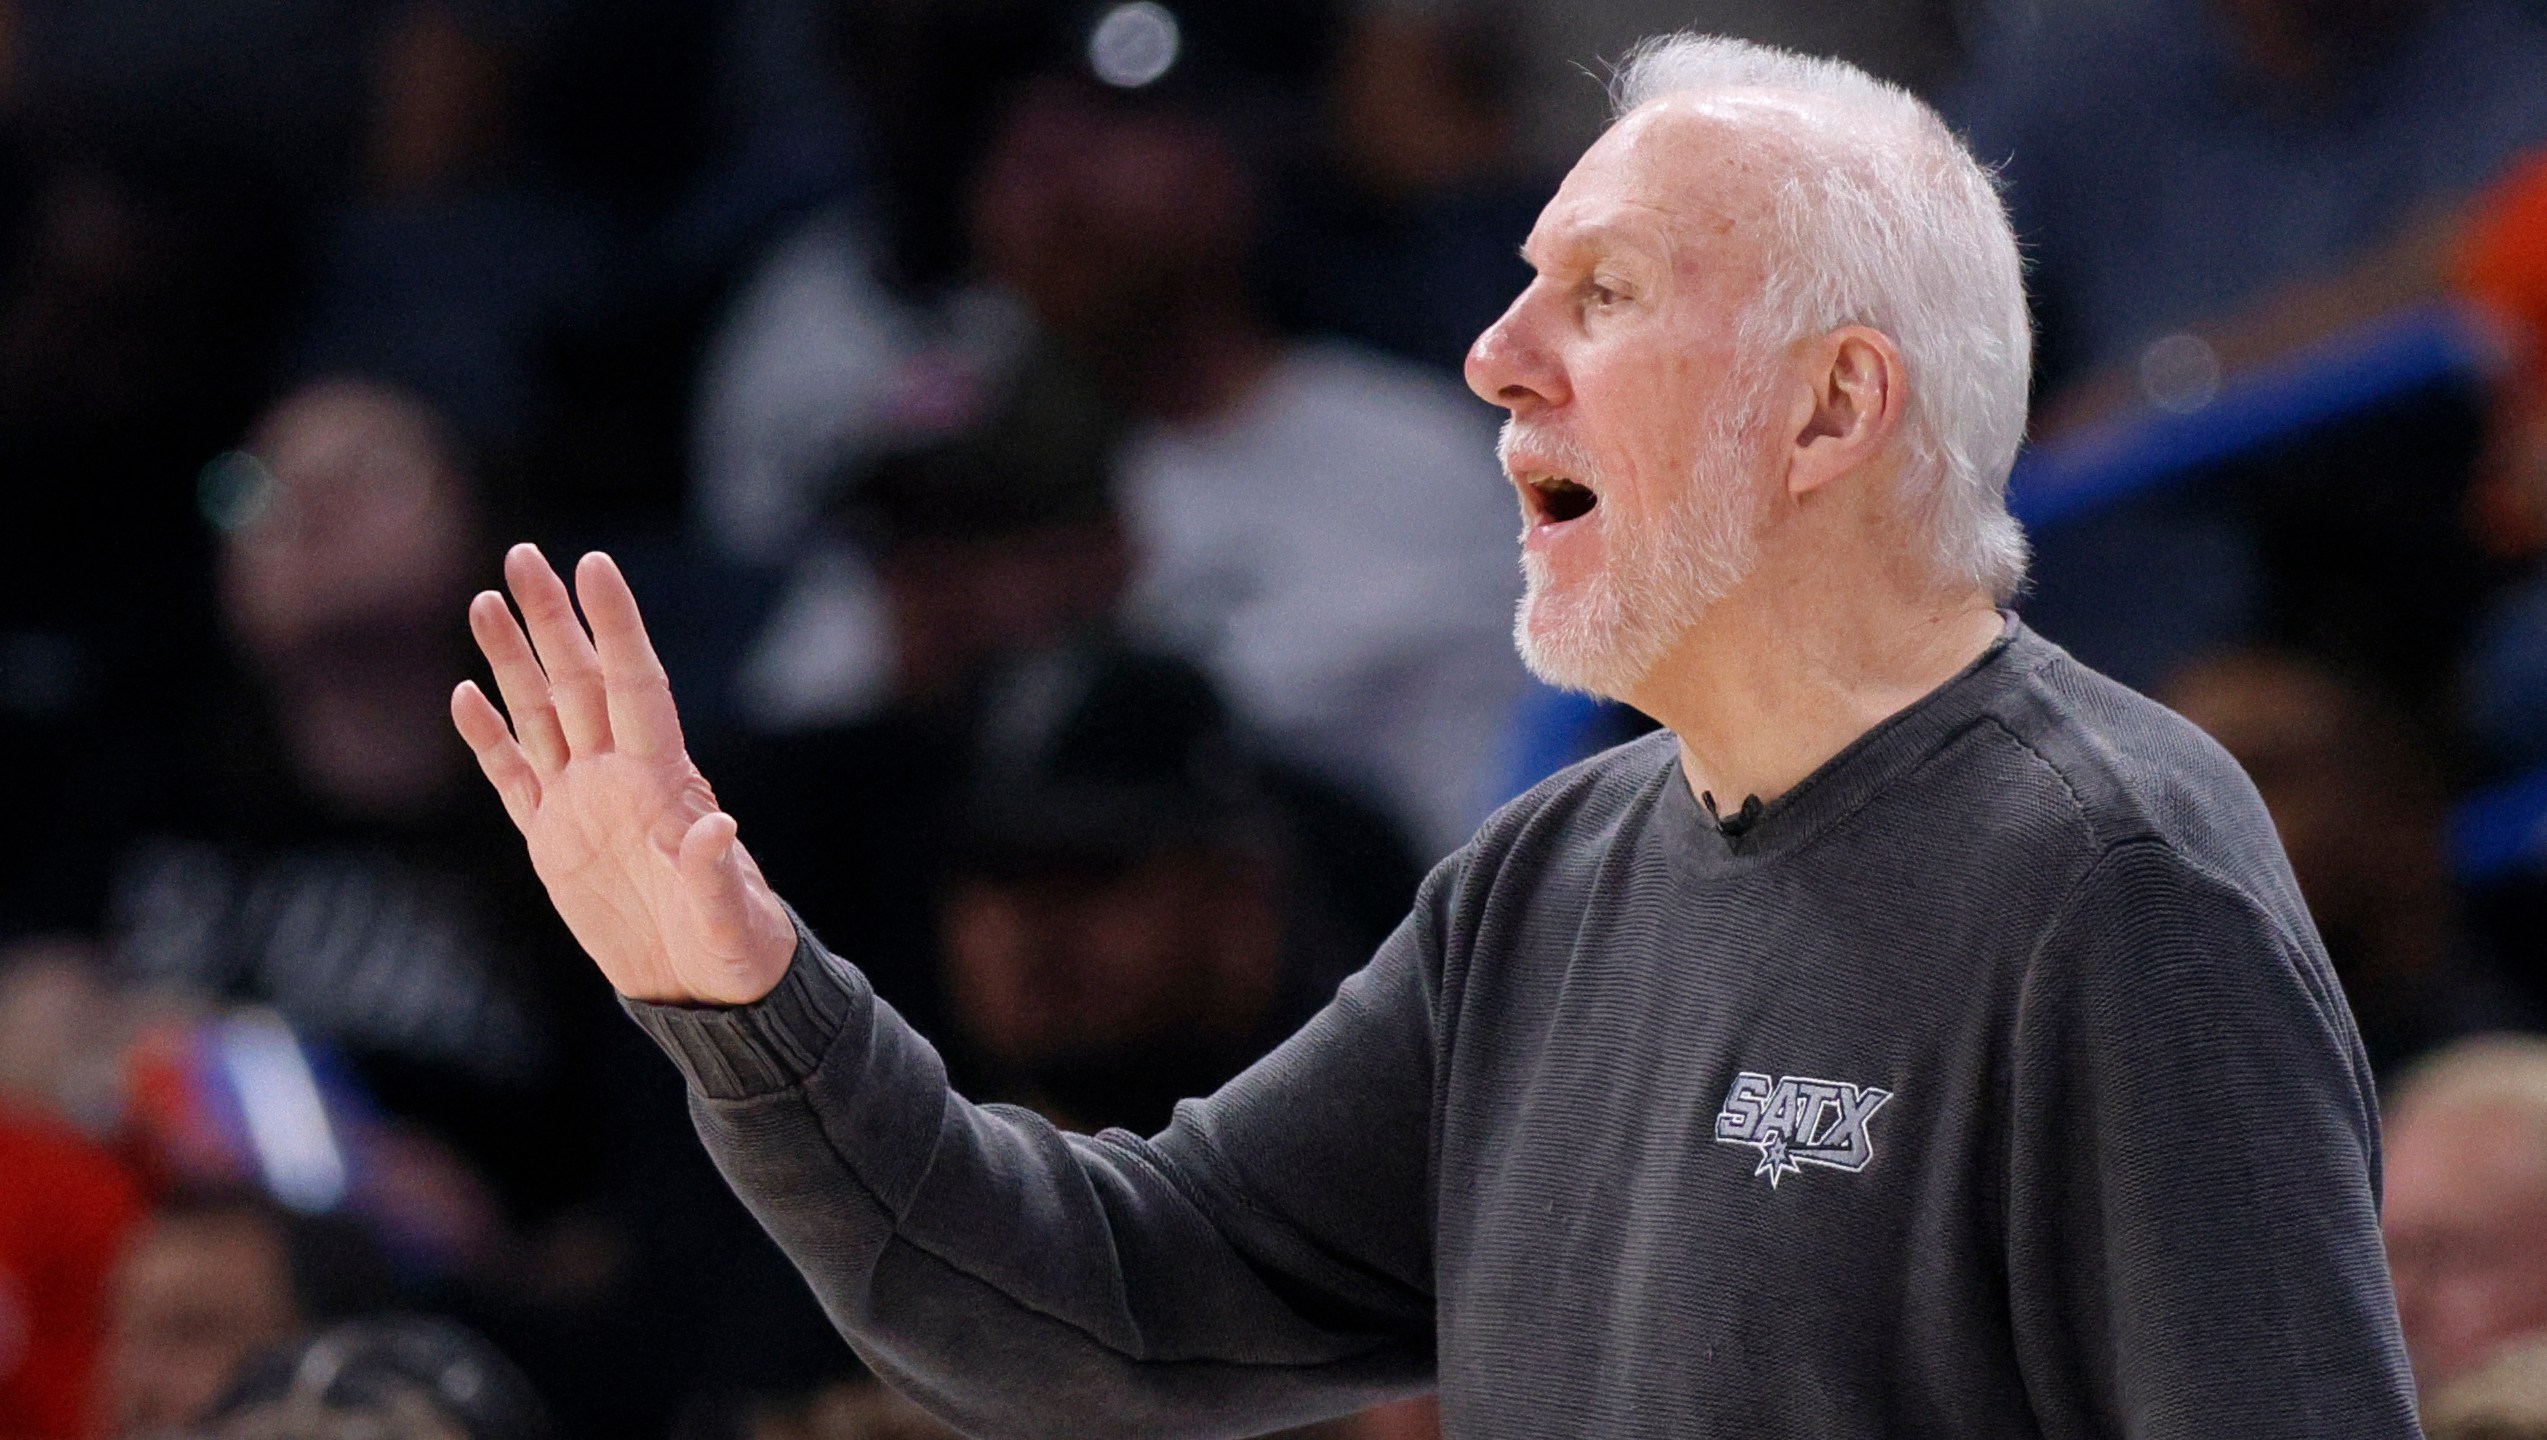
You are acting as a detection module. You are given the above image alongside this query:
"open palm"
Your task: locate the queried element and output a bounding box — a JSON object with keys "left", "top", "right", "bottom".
{"left": 451, "top": 545, "right": 796, "bottom": 1004}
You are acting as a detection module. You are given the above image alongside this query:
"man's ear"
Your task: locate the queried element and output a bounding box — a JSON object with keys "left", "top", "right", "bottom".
{"left": 1788, "top": 326, "right": 1904, "bottom": 497}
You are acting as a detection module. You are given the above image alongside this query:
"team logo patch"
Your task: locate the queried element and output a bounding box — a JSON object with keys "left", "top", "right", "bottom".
{"left": 1713, "top": 1072, "right": 1892, "bottom": 1189}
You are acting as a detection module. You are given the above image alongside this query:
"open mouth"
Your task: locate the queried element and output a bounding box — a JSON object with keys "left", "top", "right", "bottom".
{"left": 1526, "top": 475, "right": 1599, "bottom": 525}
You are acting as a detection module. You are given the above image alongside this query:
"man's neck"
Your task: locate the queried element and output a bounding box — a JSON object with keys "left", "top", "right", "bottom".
{"left": 1629, "top": 577, "right": 2006, "bottom": 816}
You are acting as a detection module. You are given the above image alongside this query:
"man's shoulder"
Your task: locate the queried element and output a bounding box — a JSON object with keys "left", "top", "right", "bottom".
{"left": 1982, "top": 633, "right": 2301, "bottom": 915}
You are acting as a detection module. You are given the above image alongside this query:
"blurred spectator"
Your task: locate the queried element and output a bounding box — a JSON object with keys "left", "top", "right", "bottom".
{"left": 699, "top": 342, "right": 1136, "bottom": 1047}
{"left": 717, "top": 628, "right": 1418, "bottom": 1130}
{"left": 940, "top": 642, "right": 1392, "bottom": 1134}
{"left": 103, "top": 378, "right": 578, "bottom": 1215}
{"left": 710, "top": 20, "right": 1526, "bottom": 857}
{"left": 731, "top": 341, "right": 1128, "bottom": 724}
{"left": 215, "top": 381, "right": 485, "bottom": 821}
{"left": 2383, "top": 1035, "right": 2547, "bottom": 1394}
{"left": 0, "top": 0, "right": 689, "bottom": 938}
{"left": 2160, "top": 649, "right": 2527, "bottom": 1078}
{"left": 687, "top": 0, "right": 1119, "bottom": 572}
{"left": 688, "top": 205, "right": 1025, "bottom": 570}
{"left": 1267, "top": 5, "right": 1546, "bottom": 373}
{"left": 852, "top": 353, "right": 1132, "bottom": 707}
{"left": 687, "top": 0, "right": 1125, "bottom": 575}
{"left": 101, "top": 1191, "right": 397, "bottom": 1440}
{"left": 0, "top": 52, "right": 291, "bottom": 943}
{"left": 375, "top": 0, "right": 862, "bottom": 532}
{"left": 87, "top": 374, "right": 849, "bottom": 1437}
{"left": 0, "top": 1101, "right": 143, "bottom": 1440}
{"left": 692, "top": 0, "right": 1351, "bottom": 569}
{"left": 2427, "top": 1336, "right": 2547, "bottom": 1440}
{"left": 0, "top": 938, "right": 141, "bottom": 1136}
{"left": 972, "top": 70, "right": 1526, "bottom": 855}
{"left": 204, "top": 1315, "right": 551, "bottom": 1440}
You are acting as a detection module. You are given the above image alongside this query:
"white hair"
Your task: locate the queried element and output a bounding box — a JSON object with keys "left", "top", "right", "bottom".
{"left": 1611, "top": 35, "right": 2033, "bottom": 602}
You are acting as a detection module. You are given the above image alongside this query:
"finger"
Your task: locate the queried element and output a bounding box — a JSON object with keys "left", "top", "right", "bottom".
{"left": 575, "top": 551, "right": 685, "bottom": 760}
{"left": 451, "top": 680, "right": 542, "bottom": 829}
{"left": 505, "top": 543, "right": 612, "bottom": 757}
{"left": 467, "top": 589, "right": 569, "bottom": 776}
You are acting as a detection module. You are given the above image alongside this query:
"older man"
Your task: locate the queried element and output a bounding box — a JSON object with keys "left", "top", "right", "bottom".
{"left": 451, "top": 36, "right": 2417, "bottom": 1438}
{"left": 2385, "top": 1036, "right": 2547, "bottom": 1394}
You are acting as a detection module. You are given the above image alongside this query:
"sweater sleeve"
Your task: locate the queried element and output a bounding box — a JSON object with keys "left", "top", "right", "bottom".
{"left": 2003, "top": 839, "right": 2421, "bottom": 1438}
{"left": 620, "top": 875, "right": 1449, "bottom": 1440}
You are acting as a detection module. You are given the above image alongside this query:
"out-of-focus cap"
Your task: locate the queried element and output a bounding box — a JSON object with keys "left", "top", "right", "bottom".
{"left": 838, "top": 344, "right": 1123, "bottom": 546}
{"left": 958, "top": 641, "right": 1266, "bottom": 871}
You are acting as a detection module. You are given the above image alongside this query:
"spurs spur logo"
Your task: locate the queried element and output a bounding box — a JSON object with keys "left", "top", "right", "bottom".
{"left": 1713, "top": 1071, "right": 1892, "bottom": 1189}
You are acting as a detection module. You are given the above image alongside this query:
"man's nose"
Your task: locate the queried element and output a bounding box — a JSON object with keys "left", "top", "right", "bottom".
{"left": 1465, "top": 288, "right": 1568, "bottom": 415}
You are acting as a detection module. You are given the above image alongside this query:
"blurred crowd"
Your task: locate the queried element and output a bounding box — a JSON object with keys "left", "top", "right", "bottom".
{"left": 4, "top": 0, "right": 2547, "bottom": 1434}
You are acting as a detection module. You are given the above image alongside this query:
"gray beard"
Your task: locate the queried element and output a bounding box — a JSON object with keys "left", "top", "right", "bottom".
{"left": 1508, "top": 417, "right": 1768, "bottom": 700}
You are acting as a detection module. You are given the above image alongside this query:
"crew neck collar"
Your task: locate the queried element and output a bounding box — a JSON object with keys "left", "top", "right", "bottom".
{"left": 1658, "top": 613, "right": 2041, "bottom": 878}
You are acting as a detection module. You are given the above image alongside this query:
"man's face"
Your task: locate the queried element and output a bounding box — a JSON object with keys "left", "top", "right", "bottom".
{"left": 2383, "top": 1097, "right": 2547, "bottom": 1390}
{"left": 1466, "top": 102, "right": 1786, "bottom": 699}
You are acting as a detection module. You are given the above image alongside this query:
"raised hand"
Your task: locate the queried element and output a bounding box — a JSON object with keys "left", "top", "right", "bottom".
{"left": 451, "top": 545, "right": 796, "bottom": 1004}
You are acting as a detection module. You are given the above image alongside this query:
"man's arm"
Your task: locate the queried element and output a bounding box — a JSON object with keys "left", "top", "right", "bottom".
{"left": 626, "top": 906, "right": 1439, "bottom": 1438}
{"left": 453, "top": 546, "right": 1438, "bottom": 1438}
{"left": 2004, "top": 839, "right": 2421, "bottom": 1437}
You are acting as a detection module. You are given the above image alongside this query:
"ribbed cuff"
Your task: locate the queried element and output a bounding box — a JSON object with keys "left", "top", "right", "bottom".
{"left": 620, "top": 916, "right": 866, "bottom": 1101}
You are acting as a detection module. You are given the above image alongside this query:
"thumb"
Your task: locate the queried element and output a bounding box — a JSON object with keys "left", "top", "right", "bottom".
{"left": 674, "top": 810, "right": 744, "bottom": 929}
{"left": 675, "top": 811, "right": 794, "bottom": 1001}
{"left": 677, "top": 811, "right": 748, "bottom": 924}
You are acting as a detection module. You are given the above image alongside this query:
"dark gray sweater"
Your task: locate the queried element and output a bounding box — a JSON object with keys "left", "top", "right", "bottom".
{"left": 628, "top": 623, "right": 2422, "bottom": 1438}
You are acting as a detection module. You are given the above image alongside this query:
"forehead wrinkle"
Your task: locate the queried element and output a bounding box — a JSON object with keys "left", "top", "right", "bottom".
{"left": 1522, "top": 204, "right": 1679, "bottom": 275}
{"left": 1533, "top": 146, "right": 1752, "bottom": 276}
{"left": 1599, "top": 118, "right": 1789, "bottom": 276}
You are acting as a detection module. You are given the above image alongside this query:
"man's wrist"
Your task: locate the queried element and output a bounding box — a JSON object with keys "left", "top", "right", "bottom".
{"left": 621, "top": 917, "right": 865, "bottom": 1100}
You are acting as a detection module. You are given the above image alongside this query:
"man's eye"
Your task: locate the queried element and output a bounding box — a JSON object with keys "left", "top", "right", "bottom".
{"left": 1585, "top": 281, "right": 1626, "bottom": 308}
